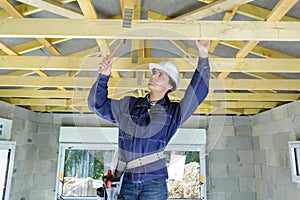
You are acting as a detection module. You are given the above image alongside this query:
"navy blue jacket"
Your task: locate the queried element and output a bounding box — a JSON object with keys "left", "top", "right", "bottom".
{"left": 88, "top": 58, "right": 210, "bottom": 182}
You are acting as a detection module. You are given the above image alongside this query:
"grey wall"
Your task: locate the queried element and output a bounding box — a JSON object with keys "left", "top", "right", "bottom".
{"left": 0, "top": 100, "right": 300, "bottom": 200}
{"left": 251, "top": 101, "right": 300, "bottom": 200}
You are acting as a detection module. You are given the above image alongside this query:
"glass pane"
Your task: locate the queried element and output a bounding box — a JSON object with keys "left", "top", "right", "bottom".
{"left": 0, "top": 149, "right": 10, "bottom": 199}
{"left": 166, "top": 151, "right": 200, "bottom": 199}
{"left": 62, "top": 149, "right": 114, "bottom": 197}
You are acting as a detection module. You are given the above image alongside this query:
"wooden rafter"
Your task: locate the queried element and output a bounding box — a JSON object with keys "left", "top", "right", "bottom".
{"left": 16, "top": 0, "right": 84, "bottom": 18}
{"left": 218, "top": 0, "right": 299, "bottom": 79}
{"left": 174, "top": 0, "right": 253, "bottom": 20}
{"left": 0, "top": 76, "right": 299, "bottom": 91}
{"left": 1, "top": 56, "right": 299, "bottom": 73}
{"left": 0, "top": 19, "right": 299, "bottom": 41}
{"left": 0, "top": 0, "right": 298, "bottom": 115}
{"left": 0, "top": 90, "right": 297, "bottom": 102}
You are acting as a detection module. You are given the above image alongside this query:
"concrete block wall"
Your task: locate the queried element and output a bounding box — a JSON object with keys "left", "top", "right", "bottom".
{"left": 1, "top": 99, "right": 300, "bottom": 200}
{"left": 206, "top": 116, "right": 255, "bottom": 200}
{"left": 0, "top": 101, "right": 59, "bottom": 200}
{"left": 251, "top": 100, "right": 300, "bottom": 200}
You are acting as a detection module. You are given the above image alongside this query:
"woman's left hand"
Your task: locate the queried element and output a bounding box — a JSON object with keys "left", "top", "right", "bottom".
{"left": 195, "top": 40, "right": 210, "bottom": 58}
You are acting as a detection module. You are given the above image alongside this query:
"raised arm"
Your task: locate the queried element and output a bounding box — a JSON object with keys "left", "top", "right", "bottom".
{"left": 88, "top": 56, "right": 120, "bottom": 123}
{"left": 178, "top": 40, "right": 210, "bottom": 125}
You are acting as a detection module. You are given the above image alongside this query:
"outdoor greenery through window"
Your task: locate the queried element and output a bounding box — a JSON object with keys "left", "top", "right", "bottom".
{"left": 62, "top": 149, "right": 114, "bottom": 197}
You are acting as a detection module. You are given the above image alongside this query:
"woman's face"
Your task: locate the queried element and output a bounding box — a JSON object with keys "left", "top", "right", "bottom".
{"left": 148, "top": 68, "right": 172, "bottom": 94}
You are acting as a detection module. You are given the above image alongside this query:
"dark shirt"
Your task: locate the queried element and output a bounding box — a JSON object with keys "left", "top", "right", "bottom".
{"left": 88, "top": 58, "right": 210, "bottom": 182}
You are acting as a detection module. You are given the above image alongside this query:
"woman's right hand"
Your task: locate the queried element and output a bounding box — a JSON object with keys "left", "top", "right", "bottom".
{"left": 99, "top": 55, "right": 113, "bottom": 75}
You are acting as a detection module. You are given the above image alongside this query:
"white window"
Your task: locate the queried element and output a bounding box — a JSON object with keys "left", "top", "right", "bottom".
{"left": 56, "top": 127, "right": 206, "bottom": 200}
{"left": 0, "top": 141, "right": 16, "bottom": 200}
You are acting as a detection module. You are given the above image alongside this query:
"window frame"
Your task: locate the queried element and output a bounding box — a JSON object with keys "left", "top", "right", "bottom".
{"left": 0, "top": 141, "right": 16, "bottom": 200}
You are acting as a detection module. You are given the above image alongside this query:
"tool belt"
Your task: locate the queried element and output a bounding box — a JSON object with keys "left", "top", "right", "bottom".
{"left": 97, "top": 151, "right": 165, "bottom": 200}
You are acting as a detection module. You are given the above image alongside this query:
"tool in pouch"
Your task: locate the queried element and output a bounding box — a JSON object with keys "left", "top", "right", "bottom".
{"left": 96, "top": 151, "right": 165, "bottom": 200}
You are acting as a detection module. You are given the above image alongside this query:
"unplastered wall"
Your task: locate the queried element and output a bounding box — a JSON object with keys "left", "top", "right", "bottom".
{"left": 1, "top": 99, "right": 300, "bottom": 200}
{"left": 206, "top": 116, "right": 255, "bottom": 200}
{"left": 0, "top": 101, "right": 59, "bottom": 200}
{"left": 251, "top": 100, "right": 300, "bottom": 200}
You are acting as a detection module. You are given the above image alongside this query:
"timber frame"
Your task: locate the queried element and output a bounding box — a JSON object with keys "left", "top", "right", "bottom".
{"left": 0, "top": 0, "right": 299, "bottom": 115}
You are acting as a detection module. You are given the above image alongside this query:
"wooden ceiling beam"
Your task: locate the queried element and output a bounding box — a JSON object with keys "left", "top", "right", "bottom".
{"left": 174, "top": 0, "right": 254, "bottom": 20}
{"left": 16, "top": 0, "right": 84, "bottom": 18}
{"left": 1, "top": 19, "right": 299, "bottom": 41}
{"left": 28, "top": 105, "right": 262, "bottom": 115}
{"left": 0, "top": 89, "right": 298, "bottom": 102}
{"left": 6, "top": 97, "right": 279, "bottom": 110}
{"left": 0, "top": 76, "right": 299, "bottom": 90}
{"left": 0, "top": 56, "right": 299, "bottom": 73}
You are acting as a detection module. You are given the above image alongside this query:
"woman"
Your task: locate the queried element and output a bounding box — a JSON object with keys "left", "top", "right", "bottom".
{"left": 88, "top": 40, "right": 210, "bottom": 200}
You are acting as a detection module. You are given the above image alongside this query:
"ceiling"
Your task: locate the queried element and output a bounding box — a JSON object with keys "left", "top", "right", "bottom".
{"left": 0, "top": 0, "right": 299, "bottom": 115}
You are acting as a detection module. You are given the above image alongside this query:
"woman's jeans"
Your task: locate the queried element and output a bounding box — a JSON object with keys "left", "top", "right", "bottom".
{"left": 120, "top": 178, "right": 168, "bottom": 200}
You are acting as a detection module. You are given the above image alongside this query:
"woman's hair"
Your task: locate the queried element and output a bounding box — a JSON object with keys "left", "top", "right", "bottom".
{"left": 168, "top": 76, "right": 176, "bottom": 92}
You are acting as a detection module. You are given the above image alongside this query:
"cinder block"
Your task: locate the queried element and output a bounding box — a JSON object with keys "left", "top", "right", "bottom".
{"left": 254, "top": 150, "right": 266, "bottom": 165}
{"left": 275, "top": 166, "right": 294, "bottom": 186}
{"left": 252, "top": 124, "right": 264, "bottom": 136}
{"left": 286, "top": 187, "right": 300, "bottom": 200}
{"left": 225, "top": 136, "right": 252, "bottom": 150}
{"left": 12, "top": 118, "right": 24, "bottom": 131}
{"left": 15, "top": 145, "right": 35, "bottom": 161}
{"left": 209, "top": 163, "right": 229, "bottom": 177}
{"left": 211, "top": 177, "right": 239, "bottom": 192}
{"left": 262, "top": 166, "right": 276, "bottom": 182}
{"left": 208, "top": 116, "right": 233, "bottom": 126}
{"left": 278, "top": 118, "right": 293, "bottom": 133}
{"left": 18, "top": 160, "right": 34, "bottom": 175}
{"left": 259, "top": 135, "right": 274, "bottom": 150}
{"left": 29, "top": 189, "right": 55, "bottom": 200}
{"left": 229, "top": 192, "right": 255, "bottom": 200}
{"left": 263, "top": 121, "right": 280, "bottom": 135}
{"left": 274, "top": 185, "right": 286, "bottom": 200}
{"left": 207, "top": 126, "right": 235, "bottom": 137}
{"left": 0, "top": 100, "right": 15, "bottom": 118}
{"left": 209, "top": 149, "right": 239, "bottom": 164}
{"left": 256, "top": 110, "right": 273, "bottom": 124}
{"left": 14, "top": 106, "right": 37, "bottom": 121}
{"left": 271, "top": 104, "right": 289, "bottom": 121}
{"left": 254, "top": 164, "right": 262, "bottom": 179}
{"left": 229, "top": 164, "right": 254, "bottom": 177}
{"left": 238, "top": 150, "right": 254, "bottom": 164}
{"left": 254, "top": 180, "right": 268, "bottom": 195}
{"left": 239, "top": 177, "right": 255, "bottom": 192}
{"left": 38, "top": 147, "right": 58, "bottom": 160}
{"left": 235, "top": 126, "right": 252, "bottom": 136}
{"left": 38, "top": 123, "right": 59, "bottom": 134}
{"left": 272, "top": 133, "right": 290, "bottom": 150}
{"left": 287, "top": 100, "right": 300, "bottom": 116}
{"left": 38, "top": 113, "right": 54, "bottom": 123}
{"left": 207, "top": 192, "right": 228, "bottom": 200}
{"left": 265, "top": 150, "right": 280, "bottom": 167}
{"left": 33, "top": 161, "right": 52, "bottom": 174}
{"left": 252, "top": 136, "right": 260, "bottom": 150}
{"left": 24, "top": 120, "right": 38, "bottom": 134}
{"left": 234, "top": 116, "right": 251, "bottom": 126}
{"left": 206, "top": 134, "right": 226, "bottom": 150}
{"left": 32, "top": 174, "right": 55, "bottom": 189}
{"left": 181, "top": 115, "right": 208, "bottom": 128}
{"left": 35, "top": 134, "right": 51, "bottom": 147}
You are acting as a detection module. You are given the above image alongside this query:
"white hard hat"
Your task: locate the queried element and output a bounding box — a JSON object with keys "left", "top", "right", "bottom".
{"left": 149, "top": 61, "right": 180, "bottom": 91}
